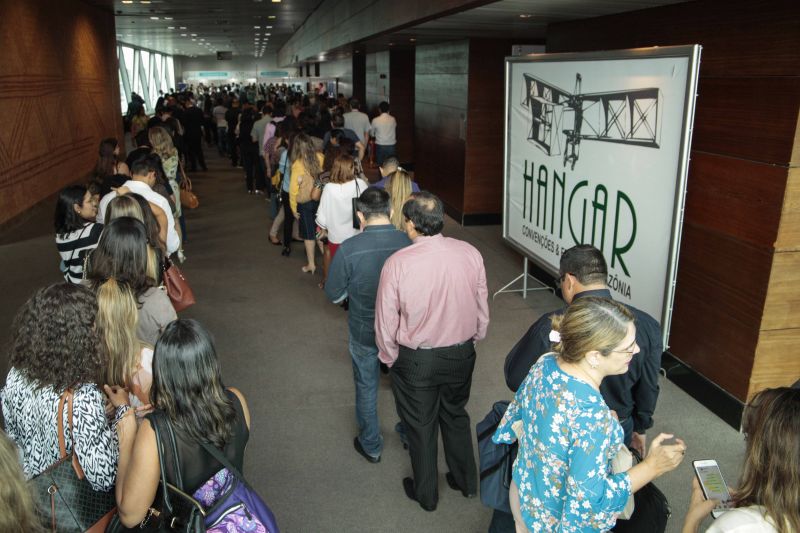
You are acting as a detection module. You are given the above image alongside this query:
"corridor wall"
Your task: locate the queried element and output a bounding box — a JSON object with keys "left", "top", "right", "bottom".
{"left": 548, "top": 0, "right": 800, "bottom": 413}
{"left": 0, "top": 0, "right": 121, "bottom": 227}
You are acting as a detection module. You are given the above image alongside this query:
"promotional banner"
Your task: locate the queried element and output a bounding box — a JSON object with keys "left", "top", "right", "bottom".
{"left": 503, "top": 46, "right": 701, "bottom": 344}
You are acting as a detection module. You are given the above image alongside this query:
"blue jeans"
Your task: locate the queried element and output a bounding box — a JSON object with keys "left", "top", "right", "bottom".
{"left": 350, "top": 337, "right": 383, "bottom": 458}
{"left": 217, "top": 127, "right": 228, "bottom": 155}
{"left": 375, "top": 144, "right": 396, "bottom": 166}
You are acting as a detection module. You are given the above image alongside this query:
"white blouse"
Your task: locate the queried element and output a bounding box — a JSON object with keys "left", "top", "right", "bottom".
{"left": 316, "top": 178, "right": 369, "bottom": 244}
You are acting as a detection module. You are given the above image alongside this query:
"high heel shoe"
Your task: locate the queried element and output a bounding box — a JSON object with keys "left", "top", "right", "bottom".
{"left": 301, "top": 265, "right": 316, "bottom": 274}
{"left": 281, "top": 246, "right": 290, "bottom": 257}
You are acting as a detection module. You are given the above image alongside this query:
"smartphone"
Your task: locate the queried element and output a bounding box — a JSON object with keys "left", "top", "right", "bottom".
{"left": 693, "top": 460, "right": 733, "bottom": 518}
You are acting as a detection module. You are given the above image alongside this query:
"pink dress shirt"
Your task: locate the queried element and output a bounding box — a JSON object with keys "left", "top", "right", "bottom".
{"left": 374, "top": 234, "right": 489, "bottom": 366}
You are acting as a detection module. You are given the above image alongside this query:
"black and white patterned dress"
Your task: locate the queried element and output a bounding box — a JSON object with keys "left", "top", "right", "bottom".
{"left": 1, "top": 367, "right": 118, "bottom": 491}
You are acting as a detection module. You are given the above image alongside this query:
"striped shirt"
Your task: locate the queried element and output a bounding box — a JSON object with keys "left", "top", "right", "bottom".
{"left": 55, "top": 223, "right": 103, "bottom": 284}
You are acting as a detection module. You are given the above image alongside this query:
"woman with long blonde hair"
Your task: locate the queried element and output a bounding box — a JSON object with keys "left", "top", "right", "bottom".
{"left": 289, "top": 133, "right": 324, "bottom": 274}
{"left": 0, "top": 431, "right": 42, "bottom": 532}
{"left": 148, "top": 126, "right": 181, "bottom": 218}
{"left": 96, "top": 278, "right": 153, "bottom": 412}
{"left": 386, "top": 170, "right": 414, "bottom": 230}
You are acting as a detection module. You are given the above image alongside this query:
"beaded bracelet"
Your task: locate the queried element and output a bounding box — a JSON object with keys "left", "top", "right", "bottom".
{"left": 112, "top": 404, "right": 133, "bottom": 431}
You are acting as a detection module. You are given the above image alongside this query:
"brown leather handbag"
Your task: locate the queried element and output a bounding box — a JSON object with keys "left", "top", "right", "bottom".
{"left": 163, "top": 258, "right": 196, "bottom": 312}
{"left": 28, "top": 391, "right": 116, "bottom": 532}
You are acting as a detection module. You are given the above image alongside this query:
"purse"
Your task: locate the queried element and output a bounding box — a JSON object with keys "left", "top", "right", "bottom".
{"left": 476, "top": 401, "right": 517, "bottom": 513}
{"left": 296, "top": 173, "right": 314, "bottom": 204}
{"left": 611, "top": 449, "right": 671, "bottom": 532}
{"left": 611, "top": 444, "right": 635, "bottom": 519}
{"left": 163, "top": 258, "right": 195, "bottom": 312}
{"left": 111, "top": 410, "right": 279, "bottom": 533}
{"left": 179, "top": 165, "right": 199, "bottom": 209}
{"left": 29, "top": 391, "right": 116, "bottom": 532}
{"left": 351, "top": 179, "right": 362, "bottom": 230}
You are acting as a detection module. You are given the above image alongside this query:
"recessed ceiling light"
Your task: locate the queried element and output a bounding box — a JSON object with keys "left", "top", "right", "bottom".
{"left": 519, "top": 14, "right": 533, "bottom": 18}
{"left": 180, "top": 26, "right": 187, "bottom": 29}
{"left": 164, "top": 17, "right": 173, "bottom": 20}
{"left": 181, "top": 34, "right": 187, "bottom": 37}
{"left": 409, "top": 38, "right": 416, "bottom": 42}
{"left": 140, "top": 0, "right": 150, "bottom": 3}
{"left": 254, "top": 26, "right": 260, "bottom": 29}
{"left": 121, "top": 0, "right": 133, "bottom": 3}
{"left": 191, "top": 33, "right": 197, "bottom": 36}
{"left": 272, "top": 0, "right": 281, "bottom": 2}
{"left": 268, "top": 16, "right": 276, "bottom": 19}
{"left": 266, "top": 26, "right": 272, "bottom": 29}
{"left": 150, "top": 16, "right": 159, "bottom": 20}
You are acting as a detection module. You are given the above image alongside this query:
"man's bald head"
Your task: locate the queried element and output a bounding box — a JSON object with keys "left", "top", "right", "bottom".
{"left": 402, "top": 192, "right": 444, "bottom": 236}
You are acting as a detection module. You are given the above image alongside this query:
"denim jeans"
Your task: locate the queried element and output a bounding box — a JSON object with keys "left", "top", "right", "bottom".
{"left": 349, "top": 337, "right": 383, "bottom": 458}
{"left": 217, "top": 126, "right": 228, "bottom": 155}
{"left": 375, "top": 144, "right": 396, "bottom": 166}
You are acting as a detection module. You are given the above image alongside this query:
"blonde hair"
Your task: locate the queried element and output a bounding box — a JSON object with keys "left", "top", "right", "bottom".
{"left": 387, "top": 170, "right": 413, "bottom": 230}
{"left": 148, "top": 126, "right": 177, "bottom": 159}
{"left": 290, "top": 133, "right": 322, "bottom": 180}
{"left": 106, "top": 195, "right": 144, "bottom": 224}
{"left": 0, "top": 432, "right": 43, "bottom": 532}
{"left": 329, "top": 154, "right": 355, "bottom": 184}
{"left": 550, "top": 296, "right": 633, "bottom": 364}
{"left": 96, "top": 278, "right": 140, "bottom": 388}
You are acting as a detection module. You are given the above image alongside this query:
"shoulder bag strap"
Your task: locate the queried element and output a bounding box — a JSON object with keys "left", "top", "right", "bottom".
{"left": 146, "top": 411, "right": 175, "bottom": 516}
{"left": 57, "top": 390, "right": 87, "bottom": 479}
{"left": 198, "top": 439, "right": 247, "bottom": 484}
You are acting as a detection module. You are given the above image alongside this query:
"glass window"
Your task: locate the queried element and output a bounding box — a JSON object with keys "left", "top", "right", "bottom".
{"left": 122, "top": 46, "right": 135, "bottom": 88}
{"left": 166, "top": 56, "right": 175, "bottom": 92}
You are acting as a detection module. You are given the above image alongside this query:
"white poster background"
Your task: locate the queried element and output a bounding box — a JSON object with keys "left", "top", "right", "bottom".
{"left": 503, "top": 47, "right": 701, "bottom": 342}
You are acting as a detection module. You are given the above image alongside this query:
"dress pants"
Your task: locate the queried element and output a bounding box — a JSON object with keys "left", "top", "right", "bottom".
{"left": 390, "top": 342, "right": 478, "bottom": 509}
{"left": 186, "top": 134, "right": 207, "bottom": 171}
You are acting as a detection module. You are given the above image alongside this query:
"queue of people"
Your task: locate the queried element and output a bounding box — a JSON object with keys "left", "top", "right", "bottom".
{"left": 2, "top": 84, "right": 799, "bottom": 533}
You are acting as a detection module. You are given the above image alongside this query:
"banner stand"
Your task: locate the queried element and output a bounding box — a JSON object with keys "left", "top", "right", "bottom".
{"left": 493, "top": 258, "right": 555, "bottom": 300}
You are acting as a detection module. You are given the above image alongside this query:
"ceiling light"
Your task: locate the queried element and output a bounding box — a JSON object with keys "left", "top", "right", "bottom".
{"left": 409, "top": 38, "right": 416, "bottom": 42}
{"left": 181, "top": 33, "right": 187, "bottom": 37}
{"left": 266, "top": 26, "right": 272, "bottom": 29}
{"left": 167, "top": 26, "right": 175, "bottom": 29}
{"left": 519, "top": 14, "right": 533, "bottom": 18}
{"left": 191, "top": 33, "right": 197, "bottom": 36}
{"left": 150, "top": 16, "right": 159, "bottom": 20}
{"left": 180, "top": 26, "right": 187, "bottom": 29}
{"left": 121, "top": 0, "right": 133, "bottom": 3}
{"left": 164, "top": 17, "right": 173, "bottom": 20}
{"left": 254, "top": 26, "right": 260, "bottom": 29}
{"left": 140, "top": 0, "right": 150, "bottom": 3}
{"left": 268, "top": 16, "right": 276, "bottom": 19}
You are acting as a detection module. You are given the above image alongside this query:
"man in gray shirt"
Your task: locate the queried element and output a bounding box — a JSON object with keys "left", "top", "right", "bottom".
{"left": 343, "top": 98, "right": 371, "bottom": 145}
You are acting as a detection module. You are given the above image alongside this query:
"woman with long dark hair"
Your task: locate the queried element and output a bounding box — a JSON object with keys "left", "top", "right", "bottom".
{"left": 1, "top": 284, "right": 120, "bottom": 492}
{"left": 85, "top": 217, "right": 176, "bottom": 346}
{"left": 54, "top": 184, "right": 103, "bottom": 283}
{"left": 683, "top": 387, "right": 800, "bottom": 533}
{"left": 112, "top": 319, "right": 252, "bottom": 528}
{"left": 94, "top": 138, "right": 130, "bottom": 181}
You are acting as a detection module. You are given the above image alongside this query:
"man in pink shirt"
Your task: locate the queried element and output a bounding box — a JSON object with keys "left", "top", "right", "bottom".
{"left": 375, "top": 192, "right": 489, "bottom": 511}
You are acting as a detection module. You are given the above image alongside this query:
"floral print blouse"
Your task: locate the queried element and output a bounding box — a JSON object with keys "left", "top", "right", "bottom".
{"left": 493, "top": 354, "right": 631, "bottom": 532}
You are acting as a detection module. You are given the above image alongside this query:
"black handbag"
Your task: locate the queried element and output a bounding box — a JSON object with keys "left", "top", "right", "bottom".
{"left": 351, "top": 179, "right": 361, "bottom": 229}
{"left": 611, "top": 449, "right": 671, "bottom": 533}
{"left": 29, "top": 391, "right": 116, "bottom": 532}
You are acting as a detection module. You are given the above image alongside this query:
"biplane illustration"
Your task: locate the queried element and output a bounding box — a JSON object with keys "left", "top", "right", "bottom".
{"left": 521, "top": 73, "right": 662, "bottom": 169}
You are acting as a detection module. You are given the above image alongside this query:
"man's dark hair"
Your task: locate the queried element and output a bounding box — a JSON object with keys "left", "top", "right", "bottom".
{"left": 559, "top": 245, "right": 608, "bottom": 285}
{"left": 357, "top": 187, "right": 391, "bottom": 220}
{"left": 378, "top": 101, "right": 390, "bottom": 114}
{"left": 331, "top": 113, "right": 345, "bottom": 128}
{"left": 349, "top": 98, "right": 360, "bottom": 110}
{"left": 130, "top": 157, "right": 156, "bottom": 177}
{"left": 402, "top": 191, "right": 443, "bottom": 236}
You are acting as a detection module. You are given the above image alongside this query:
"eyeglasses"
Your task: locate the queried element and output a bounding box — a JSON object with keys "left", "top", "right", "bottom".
{"left": 611, "top": 341, "right": 638, "bottom": 356}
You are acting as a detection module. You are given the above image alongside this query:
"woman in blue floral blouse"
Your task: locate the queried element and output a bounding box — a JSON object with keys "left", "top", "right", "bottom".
{"left": 494, "top": 297, "right": 687, "bottom": 532}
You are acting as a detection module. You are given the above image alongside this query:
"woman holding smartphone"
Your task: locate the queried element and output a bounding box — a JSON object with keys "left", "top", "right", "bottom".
{"left": 683, "top": 386, "right": 800, "bottom": 533}
{"left": 493, "top": 297, "right": 687, "bottom": 532}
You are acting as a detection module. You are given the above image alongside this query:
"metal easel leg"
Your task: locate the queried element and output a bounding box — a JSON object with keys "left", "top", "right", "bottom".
{"left": 493, "top": 258, "right": 555, "bottom": 300}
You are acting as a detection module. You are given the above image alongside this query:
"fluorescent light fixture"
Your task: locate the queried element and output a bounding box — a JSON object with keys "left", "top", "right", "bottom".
{"left": 254, "top": 26, "right": 260, "bottom": 29}
{"left": 167, "top": 26, "right": 175, "bottom": 29}
{"left": 121, "top": 0, "right": 133, "bottom": 3}
{"left": 150, "top": 16, "right": 159, "bottom": 20}
{"left": 268, "top": 15, "right": 276, "bottom": 19}
{"left": 180, "top": 26, "right": 187, "bottom": 29}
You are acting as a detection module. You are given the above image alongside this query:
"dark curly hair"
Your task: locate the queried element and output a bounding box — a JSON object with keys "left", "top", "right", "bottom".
{"left": 8, "top": 284, "right": 103, "bottom": 392}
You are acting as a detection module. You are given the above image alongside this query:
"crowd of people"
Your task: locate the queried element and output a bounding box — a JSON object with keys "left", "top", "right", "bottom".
{"left": 1, "top": 83, "right": 798, "bottom": 533}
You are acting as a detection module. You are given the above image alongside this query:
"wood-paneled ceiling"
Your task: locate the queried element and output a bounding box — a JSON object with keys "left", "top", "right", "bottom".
{"left": 106, "top": 0, "right": 686, "bottom": 62}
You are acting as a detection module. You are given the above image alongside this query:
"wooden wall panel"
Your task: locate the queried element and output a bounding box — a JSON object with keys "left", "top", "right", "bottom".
{"left": 414, "top": 41, "right": 469, "bottom": 217}
{"left": 547, "top": 0, "right": 800, "bottom": 78}
{"left": 389, "top": 49, "right": 415, "bottom": 164}
{"left": 548, "top": 0, "right": 800, "bottom": 402}
{"left": 692, "top": 77, "right": 800, "bottom": 165}
{"left": 463, "top": 39, "right": 512, "bottom": 215}
{"left": 749, "top": 327, "right": 800, "bottom": 397}
{"left": 684, "top": 153, "right": 787, "bottom": 248}
{"left": 0, "top": 0, "right": 121, "bottom": 227}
